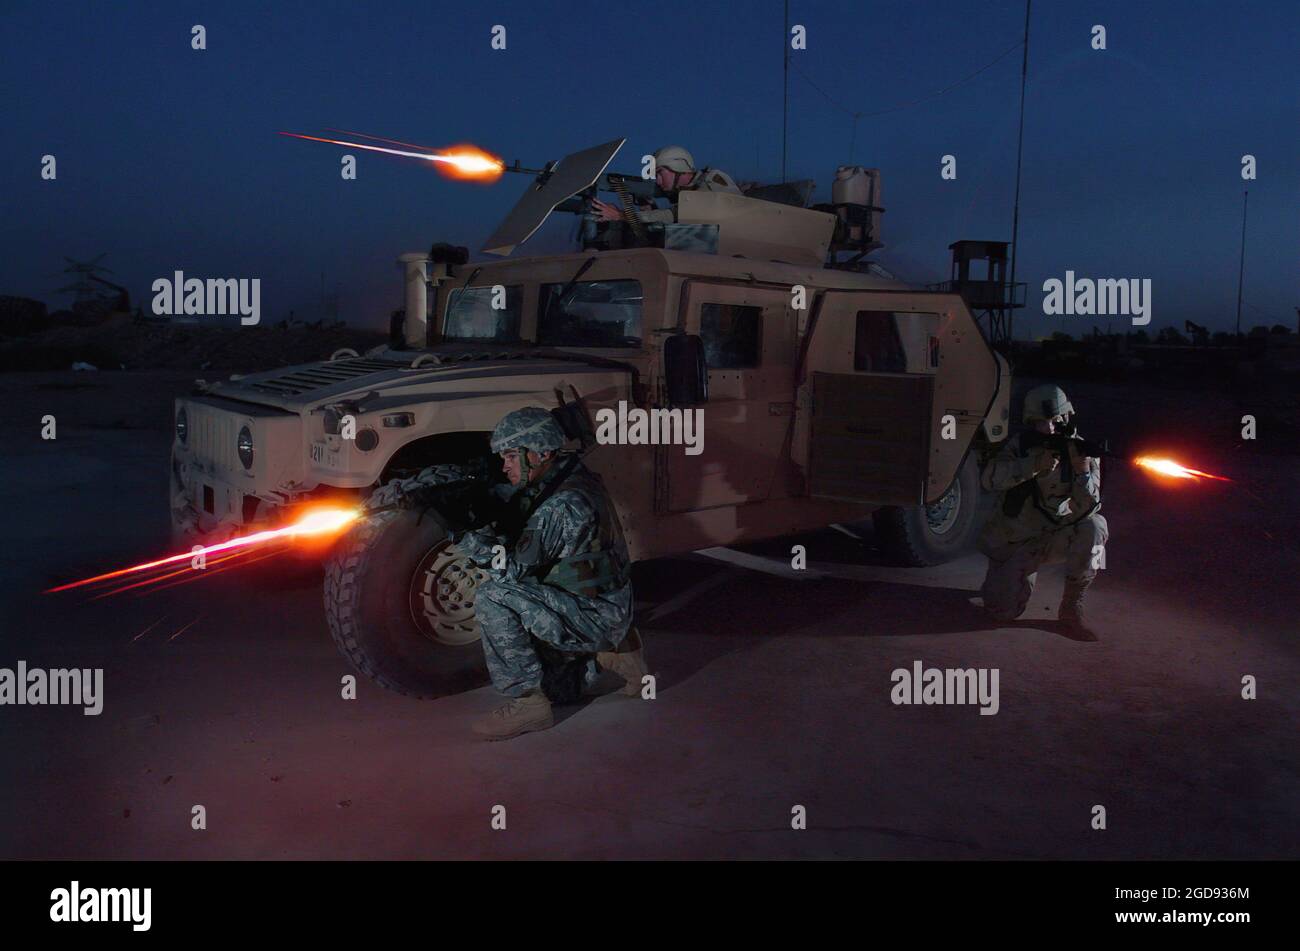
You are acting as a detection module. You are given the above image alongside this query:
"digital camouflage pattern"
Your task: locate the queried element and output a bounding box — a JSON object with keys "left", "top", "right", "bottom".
{"left": 364, "top": 463, "right": 470, "bottom": 510}
{"left": 455, "top": 456, "right": 633, "bottom": 701}
{"left": 489, "top": 406, "right": 568, "bottom": 454}
{"left": 978, "top": 432, "right": 1108, "bottom": 620}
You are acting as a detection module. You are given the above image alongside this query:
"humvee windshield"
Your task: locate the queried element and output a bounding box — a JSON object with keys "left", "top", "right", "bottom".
{"left": 443, "top": 285, "right": 523, "bottom": 341}
{"left": 538, "top": 279, "right": 643, "bottom": 348}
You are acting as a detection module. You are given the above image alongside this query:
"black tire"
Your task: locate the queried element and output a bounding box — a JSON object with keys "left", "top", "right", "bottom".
{"left": 872, "top": 453, "right": 984, "bottom": 566}
{"left": 323, "top": 509, "right": 489, "bottom": 699}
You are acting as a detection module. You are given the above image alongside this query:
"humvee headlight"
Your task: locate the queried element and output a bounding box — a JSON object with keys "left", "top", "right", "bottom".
{"left": 237, "top": 425, "right": 254, "bottom": 470}
{"left": 175, "top": 408, "right": 188, "bottom": 446}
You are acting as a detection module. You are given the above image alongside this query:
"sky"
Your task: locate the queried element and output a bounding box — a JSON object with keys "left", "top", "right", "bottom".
{"left": 2, "top": 0, "right": 1297, "bottom": 338}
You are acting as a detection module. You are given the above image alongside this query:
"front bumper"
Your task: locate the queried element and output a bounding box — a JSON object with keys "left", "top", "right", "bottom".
{"left": 170, "top": 394, "right": 308, "bottom": 542}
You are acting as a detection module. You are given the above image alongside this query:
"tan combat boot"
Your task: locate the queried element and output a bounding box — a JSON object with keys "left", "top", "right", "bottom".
{"left": 1059, "top": 583, "right": 1098, "bottom": 641}
{"left": 471, "top": 690, "right": 554, "bottom": 741}
{"left": 597, "top": 626, "right": 649, "bottom": 697}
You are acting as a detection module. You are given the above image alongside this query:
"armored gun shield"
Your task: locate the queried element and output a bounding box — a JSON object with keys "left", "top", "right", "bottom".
{"left": 482, "top": 139, "right": 625, "bottom": 256}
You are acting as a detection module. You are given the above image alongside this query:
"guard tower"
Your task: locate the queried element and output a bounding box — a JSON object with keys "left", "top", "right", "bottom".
{"left": 929, "top": 240, "right": 1025, "bottom": 350}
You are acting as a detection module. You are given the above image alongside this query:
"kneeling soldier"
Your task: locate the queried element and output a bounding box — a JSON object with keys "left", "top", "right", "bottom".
{"left": 455, "top": 407, "right": 645, "bottom": 740}
{"left": 978, "top": 385, "right": 1108, "bottom": 640}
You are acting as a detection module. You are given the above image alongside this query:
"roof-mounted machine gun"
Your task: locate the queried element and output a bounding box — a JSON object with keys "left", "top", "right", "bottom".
{"left": 488, "top": 141, "right": 663, "bottom": 254}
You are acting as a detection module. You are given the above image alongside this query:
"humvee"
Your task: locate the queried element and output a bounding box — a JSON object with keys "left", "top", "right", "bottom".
{"left": 170, "top": 139, "right": 1010, "bottom": 697}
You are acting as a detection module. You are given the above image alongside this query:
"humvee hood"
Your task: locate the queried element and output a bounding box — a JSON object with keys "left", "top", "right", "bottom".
{"left": 204, "top": 350, "right": 633, "bottom": 412}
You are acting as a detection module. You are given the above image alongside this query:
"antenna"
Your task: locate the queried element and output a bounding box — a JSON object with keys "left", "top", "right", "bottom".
{"left": 1007, "top": 0, "right": 1031, "bottom": 344}
{"left": 782, "top": 0, "right": 789, "bottom": 183}
{"left": 1235, "top": 190, "right": 1248, "bottom": 337}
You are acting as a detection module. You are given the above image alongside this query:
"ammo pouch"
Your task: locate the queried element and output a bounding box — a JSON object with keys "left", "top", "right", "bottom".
{"left": 520, "top": 460, "right": 631, "bottom": 599}
{"left": 543, "top": 547, "right": 628, "bottom": 599}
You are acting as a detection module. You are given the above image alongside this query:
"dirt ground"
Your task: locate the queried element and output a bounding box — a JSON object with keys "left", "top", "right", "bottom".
{"left": 0, "top": 370, "right": 1296, "bottom": 859}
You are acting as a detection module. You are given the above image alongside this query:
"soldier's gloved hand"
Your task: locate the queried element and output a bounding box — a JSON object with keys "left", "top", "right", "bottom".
{"left": 452, "top": 526, "right": 504, "bottom": 566}
{"left": 590, "top": 198, "right": 623, "bottom": 222}
{"left": 1066, "top": 442, "right": 1093, "bottom": 472}
{"left": 1032, "top": 448, "right": 1060, "bottom": 476}
{"left": 364, "top": 479, "right": 407, "bottom": 511}
{"left": 364, "top": 464, "right": 472, "bottom": 512}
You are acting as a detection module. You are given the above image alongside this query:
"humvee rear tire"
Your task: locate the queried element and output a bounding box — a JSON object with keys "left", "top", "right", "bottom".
{"left": 323, "top": 509, "right": 489, "bottom": 699}
{"left": 872, "top": 453, "right": 983, "bottom": 567}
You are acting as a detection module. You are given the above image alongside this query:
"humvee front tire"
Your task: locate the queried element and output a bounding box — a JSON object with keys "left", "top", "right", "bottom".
{"left": 324, "top": 509, "right": 489, "bottom": 698}
{"left": 872, "top": 453, "right": 983, "bottom": 567}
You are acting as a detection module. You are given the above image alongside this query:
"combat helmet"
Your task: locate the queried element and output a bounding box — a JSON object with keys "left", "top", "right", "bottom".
{"left": 653, "top": 145, "right": 695, "bottom": 174}
{"left": 1022, "top": 384, "right": 1074, "bottom": 424}
{"left": 490, "top": 407, "right": 567, "bottom": 455}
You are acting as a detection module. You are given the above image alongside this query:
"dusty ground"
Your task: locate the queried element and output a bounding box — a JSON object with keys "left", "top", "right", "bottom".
{"left": 0, "top": 370, "right": 1296, "bottom": 859}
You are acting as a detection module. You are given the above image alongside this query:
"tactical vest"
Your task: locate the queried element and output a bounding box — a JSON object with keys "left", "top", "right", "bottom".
{"left": 530, "top": 466, "right": 631, "bottom": 599}
{"left": 1001, "top": 436, "right": 1098, "bottom": 526}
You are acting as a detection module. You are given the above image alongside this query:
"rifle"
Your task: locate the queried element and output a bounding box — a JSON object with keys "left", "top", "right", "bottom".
{"left": 365, "top": 459, "right": 506, "bottom": 536}
{"left": 1003, "top": 426, "right": 1115, "bottom": 520}
{"left": 1018, "top": 428, "right": 1119, "bottom": 463}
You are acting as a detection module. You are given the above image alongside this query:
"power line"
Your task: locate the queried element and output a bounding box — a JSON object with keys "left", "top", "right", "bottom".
{"left": 1008, "top": 1, "right": 1032, "bottom": 346}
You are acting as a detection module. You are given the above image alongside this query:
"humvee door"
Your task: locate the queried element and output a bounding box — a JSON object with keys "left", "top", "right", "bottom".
{"left": 660, "top": 282, "right": 798, "bottom": 513}
{"left": 794, "top": 291, "right": 999, "bottom": 505}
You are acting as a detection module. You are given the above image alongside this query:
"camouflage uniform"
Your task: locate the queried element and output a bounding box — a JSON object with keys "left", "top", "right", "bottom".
{"left": 455, "top": 458, "right": 633, "bottom": 702}
{"left": 639, "top": 167, "right": 742, "bottom": 224}
{"left": 978, "top": 432, "right": 1108, "bottom": 621}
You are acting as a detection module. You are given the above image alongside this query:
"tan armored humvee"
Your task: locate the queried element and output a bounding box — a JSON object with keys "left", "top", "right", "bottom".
{"left": 169, "top": 140, "right": 1010, "bottom": 696}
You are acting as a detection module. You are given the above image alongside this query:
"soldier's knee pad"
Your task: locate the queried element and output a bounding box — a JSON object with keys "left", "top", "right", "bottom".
{"left": 1080, "top": 513, "right": 1108, "bottom": 545}
{"left": 981, "top": 581, "right": 1029, "bottom": 621}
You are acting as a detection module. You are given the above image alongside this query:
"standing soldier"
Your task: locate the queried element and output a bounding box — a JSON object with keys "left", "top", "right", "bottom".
{"left": 453, "top": 407, "right": 646, "bottom": 740}
{"left": 591, "top": 145, "right": 740, "bottom": 225}
{"left": 977, "top": 385, "right": 1108, "bottom": 640}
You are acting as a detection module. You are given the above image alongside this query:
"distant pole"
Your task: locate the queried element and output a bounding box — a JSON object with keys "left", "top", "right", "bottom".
{"left": 1235, "top": 190, "right": 1248, "bottom": 337}
{"left": 782, "top": 0, "right": 789, "bottom": 182}
{"left": 1007, "top": 0, "right": 1031, "bottom": 344}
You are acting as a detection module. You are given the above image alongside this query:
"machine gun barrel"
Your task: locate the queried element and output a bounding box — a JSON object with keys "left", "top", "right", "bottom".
{"left": 1019, "top": 430, "right": 1119, "bottom": 460}
{"left": 552, "top": 171, "right": 659, "bottom": 215}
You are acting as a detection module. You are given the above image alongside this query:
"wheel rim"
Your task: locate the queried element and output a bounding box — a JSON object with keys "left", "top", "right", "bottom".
{"left": 408, "top": 541, "right": 488, "bottom": 647}
{"left": 925, "top": 479, "right": 963, "bottom": 536}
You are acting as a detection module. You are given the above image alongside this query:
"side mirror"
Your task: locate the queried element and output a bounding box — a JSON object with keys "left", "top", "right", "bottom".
{"left": 664, "top": 333, "right": 708, "bottom": 406}
{"left": 552, "top": 386, "right": 598, "bottom": 451}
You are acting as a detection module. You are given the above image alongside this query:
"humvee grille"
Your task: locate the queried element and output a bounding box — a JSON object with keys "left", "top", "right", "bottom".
{"left": 247, "top": 359, "right": 397, "bottom": 396}
{"left": 189, "top": 404, "right": 240, "bottom": 471}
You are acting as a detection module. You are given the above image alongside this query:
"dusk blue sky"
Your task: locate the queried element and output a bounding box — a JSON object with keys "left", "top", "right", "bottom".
{"left": 3, "top": 0, "right": 1296, "bottom": 338}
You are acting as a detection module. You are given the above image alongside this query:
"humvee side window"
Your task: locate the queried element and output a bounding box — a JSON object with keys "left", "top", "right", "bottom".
{"left": 538, "top": 280, "right": 642, "bottom": 348}
{"left": 700, "top": 303, "right": 762, "bottom": 368}
{"left": 854, "top": 311, "right": 908, "bottom": 372}
{"left": 443, "top": 285, "right": 523, "bottom": 341}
